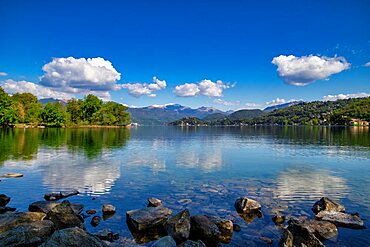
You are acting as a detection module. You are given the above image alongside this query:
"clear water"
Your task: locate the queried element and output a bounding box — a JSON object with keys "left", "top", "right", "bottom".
{"left": 0, "top": 126, "right": 369, "bottom": 246}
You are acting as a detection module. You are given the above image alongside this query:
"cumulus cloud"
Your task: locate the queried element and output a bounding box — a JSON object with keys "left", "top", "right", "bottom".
{"left": 174, "top": 79, "right": 233, "bottom": 97}
{"left": 265, "top": 97, "right": 287, "bottom": 106}
{"left": 322, "top": 92, "right": 370, "bottom": 101}
{"left": 120, "top": 76, "right": 167, "bottom": 97}
{"left": 39, "top": 57, "right": 121, "bottom": 92}
{"left": 245, "top": 103, "right": 261, "bottom": 109}
{"left": 213, "top": 99, "right": 240, "bottom": 106}
{"left": 272, "top": 55, "right": 350, "bottom": 86}
{"left": 0, "top": 72, "right": 8, "bottom": 76}
{"left": 364, "top": 62, "right": 370, "bottom": 67}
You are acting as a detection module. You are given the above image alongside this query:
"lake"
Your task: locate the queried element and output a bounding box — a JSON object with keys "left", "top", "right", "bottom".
{"left": 0, "top": 126, "right": 369, "bottom": 246}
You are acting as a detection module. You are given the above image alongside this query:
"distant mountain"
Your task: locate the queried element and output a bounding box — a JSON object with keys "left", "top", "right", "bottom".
{"left": 202, "top": 113, "right": 228, "bottom": 122}
{"left": 39, "top": 98, "right": 67, "bottom": 105}
{"left": 128, "top": 104, "right": 225, "bottom": 125}
{"left": 263, "top": 101, "right": 303, "bottom": 112}
{"left": 228, "top": 109, "right": 264, "bottom": 121}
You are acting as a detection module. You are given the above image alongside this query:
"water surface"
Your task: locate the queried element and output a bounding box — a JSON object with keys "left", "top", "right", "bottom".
{"left": 1, "top": 126, "right": 369, "bottom": 246}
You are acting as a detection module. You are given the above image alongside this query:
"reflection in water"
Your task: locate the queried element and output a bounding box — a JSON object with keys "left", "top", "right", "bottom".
{"left": 176, "top": 147, "right": 223, "bottom": 171}
{"left": 275, "top": 167, "right": 349, "bottom": 203}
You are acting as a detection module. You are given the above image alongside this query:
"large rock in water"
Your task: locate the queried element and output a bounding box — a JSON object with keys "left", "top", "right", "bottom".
{"left": 0, "top": 212, "right": 46, "bottom": 233}
{"left": 46, "top": 200, "right": 84, "bottom": 229}
{"left": 164, "top": 209, "right": 191, "bottom": 243}
{"left": 126, "top": 206, "right": 172, "bottom": 231}
{"left": 40, "top": 227, "right": 108, "bottom": 247}
{"left": 0, "top": 220, "right": 54, "bottom": 246}
{"left": 151, "top": 236, "right": 177, "bottom": 247}
{"left": 316, "top": 211, "right": 365, "bottom": 229}
{"left": 288, "top": 218, "right": 338, "bottom": 240}
{"left": 190, "top": 216, "right": 221, "bottom": 247}
{"left": 29, "top": 200, "right": 84, "bottom": 214}
{"left": 207, "top": 216, "right": 233, "bottom": 243}
{"left": 44, "top": 190, "right": 79, "bottom": 201}
{"left": 286, "top": 220, "right": 325, "bottom": 247}
{"left": 0, "top": 194, "right": 10, "bottom": 207}
{"left": 148, "top": 197, "right": 163, "bottom": 207}
{"left": 179, "top": 240, "right": 206, "bottom": 247}
{"left": 312, "top": 197, "right": 345, "bottom": 214}
{"left": 234, "top": 197, "right": 261, "bottom": 213}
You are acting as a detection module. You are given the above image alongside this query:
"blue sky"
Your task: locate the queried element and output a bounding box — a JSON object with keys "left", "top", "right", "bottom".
{"left": 0, "top": 0, "right": 369, "bottom": 110}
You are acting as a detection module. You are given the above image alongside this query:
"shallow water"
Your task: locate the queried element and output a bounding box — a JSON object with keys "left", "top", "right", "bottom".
{"left": 0, "top": 126, "right": 369, "bottom": 246}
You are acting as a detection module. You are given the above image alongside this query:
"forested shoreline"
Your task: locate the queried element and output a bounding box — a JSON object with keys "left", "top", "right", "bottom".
{"left": 0, "top": 87, "right": 130, "bottom": 127}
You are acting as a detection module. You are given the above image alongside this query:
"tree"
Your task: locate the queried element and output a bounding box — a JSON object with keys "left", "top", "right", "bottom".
{"left": 82, "top": 94, "right": 102, "bottom": 123}
{"left": 66, "top": 98, "right": 84, "bottom": 124}
{"left": 41, "top": 102, "right": 67, "bottom": 127}
{"left": 0, "top": 87, "right": 19, "bottom": 126}
{"left": 91, "top": 101, "right": 130, "bottom": 125}
{"left": 12, "top": 93, "right": 42, "bottom": 124}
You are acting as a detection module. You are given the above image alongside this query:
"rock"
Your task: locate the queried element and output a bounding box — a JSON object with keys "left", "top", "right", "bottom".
{"left": 0, "top": 212, "right": 46, "bottom": 233}
{"left": 102, "top": 204, "right": 116, "bottom": 214}
{"left": 148, "top": 198, "right": 163, "bottom": 207}
{"left": 189, "top": 216, "right": 221, "bottom": 247}
{"left": 178, "top": 199, "right": 192, "bottom": 205}
{"left": 312, "top": 197, "right": 345, "bottom": 214}
{"left": 286, "top": 220, "right": 325, "bottom": 247}
{"left": 86, "top": 209, "right": 97, "bottom": 215}
{"left": 1, "top": 173, "right": 23, "bottom": 178}
{"left": 29, "top": 200, "right": 84, "bottom": 214}
{"left": 238, "top": 210, "right": 262, "bottom": 224}
{"left": 272, "top": 214, "right": 286, "bottom": 224}
{"left": 233, "top": 223, "right": 241, "bottom": 232}
{"left": 91, "top": 216, "right": 101, "bottom": 227}
{"left": 0, "top": 220, "right": 54, "bottom": 246}
{"left": 288, "top": 218, "right": 338, "bottom": 241}
{"left": 178, "top": 240, "right": 206, "bottom": 247}
{"left": 0, "top": 194, "right": 10, "bottom": 207}
{"left": 259, "top": 236, "right": 273, "bottom": 244}
{"left": 164, "top": 209, "right": 191, "bottom": 243}
{"left": 279, "top": 229, "right": 293, "bottom": 247}
{"left": 207, "top": 216, "right": 233, "bottom": 243}
{"left": 95, "top": 229, "right": 119, "bottom": 242}
{"left": 126, "top": 206, "right": 172, "bottom": 231}
{"left": 0, "top": 206, "right": 16, "bottom": 214}
{"left": 316, "top": 211, "right": 365, "bottom": 229}
{"left": 234, "top": 197, "right": 261, "bottom": 213}
{"left": 40, "top": 227, "right": 108, "bottom": 247}
{"left": 151, "top": 236, "right": 176, "bottom": 247}
{"left": 44, "top": 190, "right": 79, "bottom": 201}
{"left": 46, "top": 200, "right": 84, "bottom": 229}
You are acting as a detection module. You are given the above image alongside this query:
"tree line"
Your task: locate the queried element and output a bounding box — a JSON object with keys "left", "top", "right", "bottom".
{"left": 0, "top": 87, "right": 130, "bottom": 127}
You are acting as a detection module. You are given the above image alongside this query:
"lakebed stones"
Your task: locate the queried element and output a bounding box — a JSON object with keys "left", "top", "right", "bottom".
{"left": 29, "top": 200, "right": 84, "bottom": 214}
{"left": 127, "top": 206, "right": 172, "bottom": 232}
{"left": 234, "top": 197, "right": 261, "bottom": 213}
{"left": 315, "top": 211, "right": 365, "bottom": 229}
{"left": 86, "top": 209, "right": 97, "bottom": 215}
{"left": 148, "top": 197, "right": 163, "bottom": 207}
{"left": 151, "top": 235, "right": 177, "bottom": 247}
{"left": 164, "top": 209, "right": 191, "bottom": 243}
{"left": 102, "top": 204, "right": 116, "bottom": 214}
{"left": 0, "top": 194, "right": 10, "bottom": 207}
{"left": 40, "top": 227, "right": 108, "bottom": 247}
{"left": 178, "top": 240, "right": 206, "bottom": 247}
{"left": 0, "top": 206, "right": 16, "bottom": 214}
{"left": 272, "top": 214, "right": 286, "bottom": 224}
{"left": 44, "top": 190, "right": 79, "bottom": 201}
{"left": 0, "top": 212, "right": 46, "bottom": 233}
{"left": 46, "top": 200, "right": 84, "bottom": 229}
{"left": 94, "top": 229, "right": 119, "bottom": 242}
{"left": 289, "top": 218, "right": 338, "bottom": 240}
{"left": 91, "top": 216, "right": 101, "bottom": 227}
{"left": 207, "top": 216, "right": 233, "bottom": 243}
{"left": 0, "top": 220, "right": 54, "bottom": 246}
{"left": 312, "top": 197, "right": 345, "bottom": 214}
{"left": 189, "top": 216, "right": 221, "bottom": 247}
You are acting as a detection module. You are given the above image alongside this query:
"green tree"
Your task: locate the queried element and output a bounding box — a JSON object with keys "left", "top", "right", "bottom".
{"left": 12, "top": 93, "right": 42, "bottom": 124}
{"left": 66, "top": 98, "right": 84, "bottom": 124}
{"left": 41, "top": 102, "right": 67, "bottom": 127}
{"left": 91, "top": 101, "right": 130, "bottom": 125}
{"left": 82, "top": 94, "right": 102, "bottom": 123}
{"left": 0, "top": 87, "right": 19, "bottom": 126}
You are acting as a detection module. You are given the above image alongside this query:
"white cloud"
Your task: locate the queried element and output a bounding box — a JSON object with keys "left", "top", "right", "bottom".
{"left": 364, "top": 62, "right": 370, "bottom": 67}
{"left": 0, "top": 72, "right": 7, "bottom": 76}
{"left": 39, "top": 57, "right": 121, "bottom": 92}
{"left": 272, "top": 55, "right": 350, "bottom": 86}
{"left": 245, "top": 103, "right": 261, "bottom": 109}
{"left": 120, "top": 76, "right": 167, "bottom": 98}
{"left": 174, "top": 79, "right": 233, "bottom": 97}
{"left": 322, "top": 92, "right": 370, "bottom": 101}
{"left": 265, "top": 97, "right": 286, "bottom": 106}
{"left": 213, "top": 99, "right": 240, "bottom": 106}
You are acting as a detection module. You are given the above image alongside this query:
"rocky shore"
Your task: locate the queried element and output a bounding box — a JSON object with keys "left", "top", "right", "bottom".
{"left": 0, "top": 184, "right": 366, "bottom": 246}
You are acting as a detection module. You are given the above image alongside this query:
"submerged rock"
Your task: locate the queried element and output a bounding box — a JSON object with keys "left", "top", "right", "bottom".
{"left": 207, "top": 216, "right": 233, "bottom": 243}
{"left": 151, "top": 236, "right": 176, "bottom": 247}
{"left": 0, "top": 206, "right": 16, "bottom": 214}
{"left": 29, "top": 201, "right": 84, "bottom": 214}
{"left": 312, "top": 197, "right": 345, "bottom": 214}
{"left": 86, "top": 209, "right": 97, "bottom": 215}
{"left": 126, "top": 206, "right": 172, "bottom": 231}
{"left": 315, "top": 211, "right": 365, "bottom": 229}
{"left": 289, "top": 218, "right": 338, "bottom": 240}
{"left": 190, "top": 216, "right": 221, "bottom": 247}
{"left": 279, "top": 229, "right": 293, "bottom": 247}
{"left": 164, "top": 209, "right": 191, "bottom": 243}
{"left": 178, "top": 240, "right": 206, "bottom": 247}
{"left": 44, "top": 190, "right": 79, "bottom": 201}
{"left": 94, "top": 229, "right": 119, "bottom": 242}
{"left": 148, "top": 198, "right": 163, "bottom": 207}
{"left": 259, "top": 236, "right": 273, "bottom": 244}
{"left": 91, "top": 216, "right": 101, "bottom": 227}
{"left": 233, "top": 224, "right": 241, "bottom": 232}
{"left": 0, "top": 212, "right": 46, "bottom": 233}
{"left": 234, "top": 197, "right": 261, "bottom": 213}
{"left": 0, "top": 220, "right": 54, "bottom": 246}
{"left": 286, "top": 220, "right": 325, "bottom": 247}
{"left": 238, "top": 210, "right": 262, "bottom": 224}
{"left": 0, "top": 194, "right": 10, "bottom": 207}
{"left": 102, "top": 204, "right": 116, "bottom": 214}
{"left": 46, "top": 200, "right": 84, "bottom": 229}
{"left": 1, "top": 173, "right": 23, "bottom": 178}
{"left": 272, "top": 214, "right": 286, "bottom": 224}
{"left": 40, "top": 227, "right": 108, "bottom": 247}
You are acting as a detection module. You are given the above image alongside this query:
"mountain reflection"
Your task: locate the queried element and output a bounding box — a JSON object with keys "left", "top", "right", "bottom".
{"left": 274, "top": 167, "right": 349, "bottom": 203}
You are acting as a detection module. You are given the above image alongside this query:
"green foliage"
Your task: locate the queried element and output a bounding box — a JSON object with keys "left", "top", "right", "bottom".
{"left": 82, "top": 94, "right": 103, "bottom": 123}
{"left": 12, "top": 93, "right": 42, "bottom": 124}
{"left": 91, "top": 101, "right": 130, "bottom": 126}
{"left": 66, "top": 98, "right": 84, "bottom": 124}
{"left": 0, "top": 87, "right": 19, "bottom": 126}
{"left": 41, "top": 102, "right": 67, "bottom": 127}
